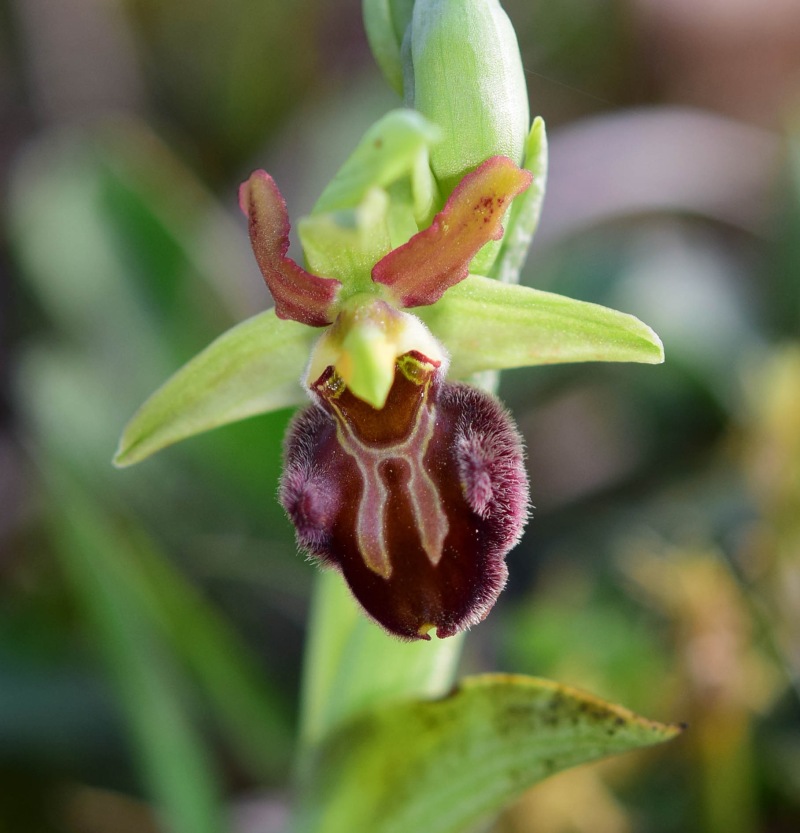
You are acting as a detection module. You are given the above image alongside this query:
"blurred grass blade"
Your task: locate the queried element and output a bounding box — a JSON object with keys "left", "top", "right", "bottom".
{"left": 114, "top": 309, "right": 313, "bottom": 467}
{"left": 9, "top": 124, "right": 256, "bottom": 347}
{"left": 295, "top": 674, "right": 682, "bottom": 833}
{"left": 120, "top": 528, "right": 293, "bottom": 780}
{"left": 419, "top": 274, "right": 664, "bottom": 379}
{"left": 490, "top": 116, "right": 549, "bottom": 283}
{"left": 50, "top": 476, "right": 224, "bottom": 833}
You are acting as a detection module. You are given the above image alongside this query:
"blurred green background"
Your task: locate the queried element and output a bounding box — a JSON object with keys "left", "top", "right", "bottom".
{"left": 2, "top": 0, "right": 800, "bottom": 831}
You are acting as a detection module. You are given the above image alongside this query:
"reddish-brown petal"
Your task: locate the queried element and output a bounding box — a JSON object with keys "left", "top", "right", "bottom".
{"left": 280, "top": 356, "right": 529, "bottom": 640}
{"left": 239, "top": 170, "right": 341, "bottom": 327}
{"left": 371, "top": 156, "right": 532, "bottom": 308}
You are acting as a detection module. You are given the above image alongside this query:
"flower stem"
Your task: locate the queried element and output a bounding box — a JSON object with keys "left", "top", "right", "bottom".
{"left": 298, "top": 569, "right": 464, "bottom": 752}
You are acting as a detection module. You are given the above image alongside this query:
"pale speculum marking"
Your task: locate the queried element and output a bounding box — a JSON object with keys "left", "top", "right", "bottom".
{"left": 325, "top": 377, "right": 449, "bottom": 580}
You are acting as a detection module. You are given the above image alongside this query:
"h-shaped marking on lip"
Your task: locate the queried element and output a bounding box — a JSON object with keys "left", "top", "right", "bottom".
{"left": 328, "top": 395, "right": 449, "bottom": 579}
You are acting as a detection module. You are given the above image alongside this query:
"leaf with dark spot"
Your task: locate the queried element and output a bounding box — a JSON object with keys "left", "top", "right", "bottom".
{"left": 294, "top": 674, "right": 683, "bottom": 833}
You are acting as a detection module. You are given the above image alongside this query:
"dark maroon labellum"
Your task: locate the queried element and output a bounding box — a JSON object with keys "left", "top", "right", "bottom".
{"left": 280, "top": 353, "right": 529, "bottom": 641}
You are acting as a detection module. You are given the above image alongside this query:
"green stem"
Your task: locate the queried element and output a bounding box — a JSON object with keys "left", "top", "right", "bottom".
{"left": 298, "top": 570, "right": 463, "bottom": 752}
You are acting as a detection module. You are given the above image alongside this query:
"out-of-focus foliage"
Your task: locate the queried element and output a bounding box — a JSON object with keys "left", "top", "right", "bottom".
{"left": 2, "top": 0, "right": 800, "bottom": 831}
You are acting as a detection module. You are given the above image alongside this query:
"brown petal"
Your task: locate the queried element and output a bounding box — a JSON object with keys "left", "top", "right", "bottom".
{"left": 280, "top": 356, "right": 529, "bottom": 640}
{"left": 371, "top": 156, "right": 532, "bottom": 308}
{"left": 239, "top": 170, "right": 341, "bottom": 327}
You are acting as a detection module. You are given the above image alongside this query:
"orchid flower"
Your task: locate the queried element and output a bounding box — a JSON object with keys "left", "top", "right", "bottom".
{"left": 114, "top": 109, "right": 662, "bottom": 642}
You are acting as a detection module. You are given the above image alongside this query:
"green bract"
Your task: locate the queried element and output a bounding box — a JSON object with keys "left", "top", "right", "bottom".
{"left": 362, "top": 0, "right": 415, "bottom": 97}
{"left": 408, "top": 0, "right": 530, "bottom": 195}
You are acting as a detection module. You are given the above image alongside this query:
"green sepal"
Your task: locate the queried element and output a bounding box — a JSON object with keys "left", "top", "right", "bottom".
{"left": 311, "top": 109, "right": 440, "bottom": 220}
{"left": 418, "top": 274, "right": 665, "bottom": 379}
{"left": 298, "top": 188, "right": 392, "bottom": 292}
{"left": 489, "top": 116, "right": 549, "bottom": 283}
{"left": 114, "top": 310, "right": 314, "bottom": 467}
{"left": 299, "top": 109, "right": 442, "bottom": 292}
{"left": 293, "top": 673, "right": 682, "bottom": 833}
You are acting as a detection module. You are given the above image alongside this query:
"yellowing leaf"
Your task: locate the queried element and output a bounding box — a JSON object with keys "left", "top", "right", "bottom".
{"left": 295, "top": 674, "right": 682, "bottom": 833}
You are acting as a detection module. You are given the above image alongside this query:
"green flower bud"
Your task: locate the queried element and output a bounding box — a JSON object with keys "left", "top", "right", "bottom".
{"left": 408, "top": 0, "right": 530, "bottom": 195}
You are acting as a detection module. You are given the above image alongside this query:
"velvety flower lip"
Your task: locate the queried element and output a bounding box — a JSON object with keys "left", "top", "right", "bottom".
{"left": 281, "top": 357, "right": 529, "bottom": 640}
{"left": 238, "top": 155, "right": 534, "bottom": 640}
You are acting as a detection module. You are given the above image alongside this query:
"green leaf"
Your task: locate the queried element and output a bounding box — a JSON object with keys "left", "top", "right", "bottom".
{"left": 50, "top": 475, "right": 224, "bottom": 833}
{"left": 490, "top": 116, "right": 549, "bottom": 283}
{"left": 114, "top": 309, "right": 314, "bottom": 467}
{"left": 418, "top": 274, "right": 665, "bottom": 378}
{"left": 294, "top": 673, "right": 682, "bottom": 833}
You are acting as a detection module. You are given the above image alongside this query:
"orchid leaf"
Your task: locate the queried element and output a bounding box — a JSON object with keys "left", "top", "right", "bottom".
{"left": 490, "top": 116, "right": 549, "bottom": 283}
{"left": 294, "top": 674, "right": 682, "bottom": 833}
{"left": 419, "top": 274, "right": 664, "bottom": 378}
{"left": 114, "top": 310, "right": 313, "bottom": 467}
